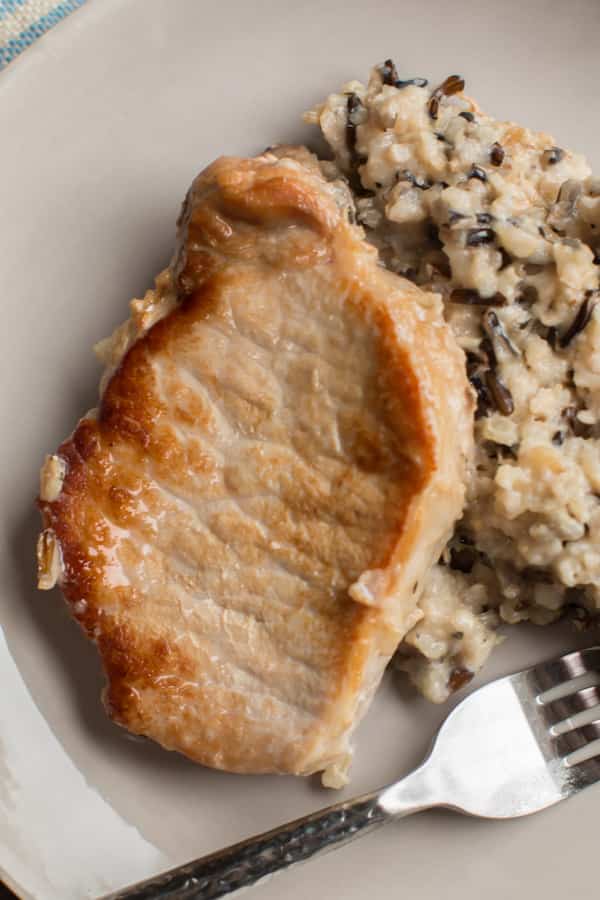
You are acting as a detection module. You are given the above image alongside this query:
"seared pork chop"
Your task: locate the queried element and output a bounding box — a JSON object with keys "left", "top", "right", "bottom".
{"left": 37, "top": 152, "right": 473, "bottom": 783}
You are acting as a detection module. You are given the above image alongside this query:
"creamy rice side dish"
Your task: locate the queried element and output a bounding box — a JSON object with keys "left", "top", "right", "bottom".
{"left": 307, "top": 60, "right": 600, "bottom": 701}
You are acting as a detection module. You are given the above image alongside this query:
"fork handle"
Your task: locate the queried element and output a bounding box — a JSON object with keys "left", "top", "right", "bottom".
{"left": 106, "top": 791, "right": 390, "bottom": 899}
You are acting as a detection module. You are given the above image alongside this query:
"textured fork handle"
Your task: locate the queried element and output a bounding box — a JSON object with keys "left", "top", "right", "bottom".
{"left": 106, "top": 791, "right": 389, "bottom": 899}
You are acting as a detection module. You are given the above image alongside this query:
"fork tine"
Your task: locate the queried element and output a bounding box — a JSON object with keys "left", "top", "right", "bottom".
{"left": 565, "top": 754, "right": 600, "bottom": 788}
{"left": 529, "top": 646, "right": 600, "bottom": 693}
{"left": 550, "top": 702, "right": 600, "bottom": 735}
{"left": 543, "top": 685, "right": 600, "bottom": 725}
{"left": 553, "top": 720, "right": 600, "bottom": 757}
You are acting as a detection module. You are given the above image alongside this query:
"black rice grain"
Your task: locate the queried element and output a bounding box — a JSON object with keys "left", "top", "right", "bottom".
{"left": 543, "top": 147, "right": 564, "bottom": 166}
{"left": 466, "top": 350, "right": 482, "bottom": 376}
{"left": 426, "top": 222, "right": 442, "bottom": 246}
{"left": 469, "top": 372, "right": 492, "bottom": 418}
{"left": 345, "top": 93, "right": 363, "bottom": 159}
{"left": 466, "top": 227, "right": 495, "bottom": 247}
{"left": 448, "top": 667, "right": 474, "bottom": 692}
{"left": 450, "top": 546, "right": 478, "bottom": 573}
{"left": 380, "top": 58, "right": 399, "bottom": 86}
{"left": 490, "top": 142, "right": 505, "bottom": 166}
{"left": 400, "top": 169, "right": 431, "bottom": 190}
{"left": 485, "top": 370, "right": 514, "bottom": 415}
{"left": 450, "top": 288, "right": 507, "bottom": 306}
{"left": 521, "top": 567, "right": 554, "bottom": 585}
{"left": 560, "top": 294, "right": 597, "bottom": 348}
{"left": 483, "top": 309, "right": 519, "bottom": 356}
{"left": 490, "top": 441, "right": 519, "bottom": 460}
{"left": 468, "top": 165, "right": 487, "bottom": 182}
{"left": 395, "top": 77, "right": 429, "bottom": 88}
{"left": 459, "top": 111, "right": 475, "bottom": 122}
{"left": 564, "top": 406, "right": 593, "bottom": 439}
{"left": 479, "top": 336, "right": 497, "bottom": 368}
{"left": 345, "top": 94, "right": 370, "bottom": 194}
{"left": 428, "top": 74, "right": 465, "bottom": 119}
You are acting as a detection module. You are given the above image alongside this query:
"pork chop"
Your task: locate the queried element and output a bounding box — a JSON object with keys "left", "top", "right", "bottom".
{"left": 37, "top": 151, "right": 473, "bottom": 784}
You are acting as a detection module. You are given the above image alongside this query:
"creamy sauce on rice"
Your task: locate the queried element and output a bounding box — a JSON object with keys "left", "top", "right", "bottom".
{"left": 307, "top": 61, "right": 600, "bottom": 701}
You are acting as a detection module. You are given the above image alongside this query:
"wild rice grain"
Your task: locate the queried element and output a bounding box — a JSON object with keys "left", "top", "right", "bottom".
{"left": 485, "top": 370, "right": 514, "bottom": 415}
{"left": 466, "top": 227, "right": 495, "bottom": 247}
{"left": 345, "top": 93, "right": 361, "bottom": 159}
{"left": 448, "top": 667, "right": 474, "bottom": 691}
{"left": 380, "top": 58, "right": 399, "bottom": 86}
{"left": 479, "top": 336, "right": 497, "bottom": 368}
{"left": 483, "top": 309, "right": 519, "bottom": 356}
{"left": 450, "top": 288, "right": 507, "bottom": 306}
{"left": 543, "top": 147, "right": 564, "bottom": 166}
{"left": 396, "top": 77, "right": 429, "bottom": 88}
{"left": 428, "top": 74, "right": 465, "bottom": 119}
{"left": 400, "top": 169, "right": 431, "bottom": 190}
{"left": 564, "top": 406, "right": 594, "bottom": 439}
{"left": 490, "top": 142, "right": 505, "bottom": 166}
{"left": 545, "top": 326, "right": 558, "bottom": 349}
{"left": 468, "top": 165, "right": 487, "bottom": 182}
{"left": 560, "top": 294, "right": 597, "bottom": 348}
{"left": 449, "top": 546, "right": 478, "bottom": 573}
{"left": 469, "top": 372, "right": 492, "bottom": 418}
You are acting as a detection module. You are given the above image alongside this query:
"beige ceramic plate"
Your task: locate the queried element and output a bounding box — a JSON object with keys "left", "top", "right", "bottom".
{"left": 1, "top": 1, "right": 599, "bottom": 897}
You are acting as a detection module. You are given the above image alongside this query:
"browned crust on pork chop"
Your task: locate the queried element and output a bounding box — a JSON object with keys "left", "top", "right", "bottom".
{"left": 37, "top": 153, "right": 473, "bottom": 782}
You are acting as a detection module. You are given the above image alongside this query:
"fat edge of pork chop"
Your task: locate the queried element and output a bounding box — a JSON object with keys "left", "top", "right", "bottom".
{"left": 37, "top": 151, "right": 473, "bottom": 785}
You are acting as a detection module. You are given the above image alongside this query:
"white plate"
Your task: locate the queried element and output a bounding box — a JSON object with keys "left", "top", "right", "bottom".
{"left": 1, "top": 1, "right": 599, "bottom": 897}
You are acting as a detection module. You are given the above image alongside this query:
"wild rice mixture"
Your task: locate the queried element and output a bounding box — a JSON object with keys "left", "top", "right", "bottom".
{"left": 306, "top": 60, "right": 600, "bottom": 702}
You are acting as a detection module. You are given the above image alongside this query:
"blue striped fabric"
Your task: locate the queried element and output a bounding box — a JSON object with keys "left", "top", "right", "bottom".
{"left": 0, "top": 0, "right": 32, "bottom": 21}
{"left": 0, "top": 0, "right": 87, "bottom": 70}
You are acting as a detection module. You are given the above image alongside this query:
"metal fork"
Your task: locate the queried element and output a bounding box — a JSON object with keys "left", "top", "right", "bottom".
{"left": 106, "top": 646, "right": 600, "bottom": 900}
